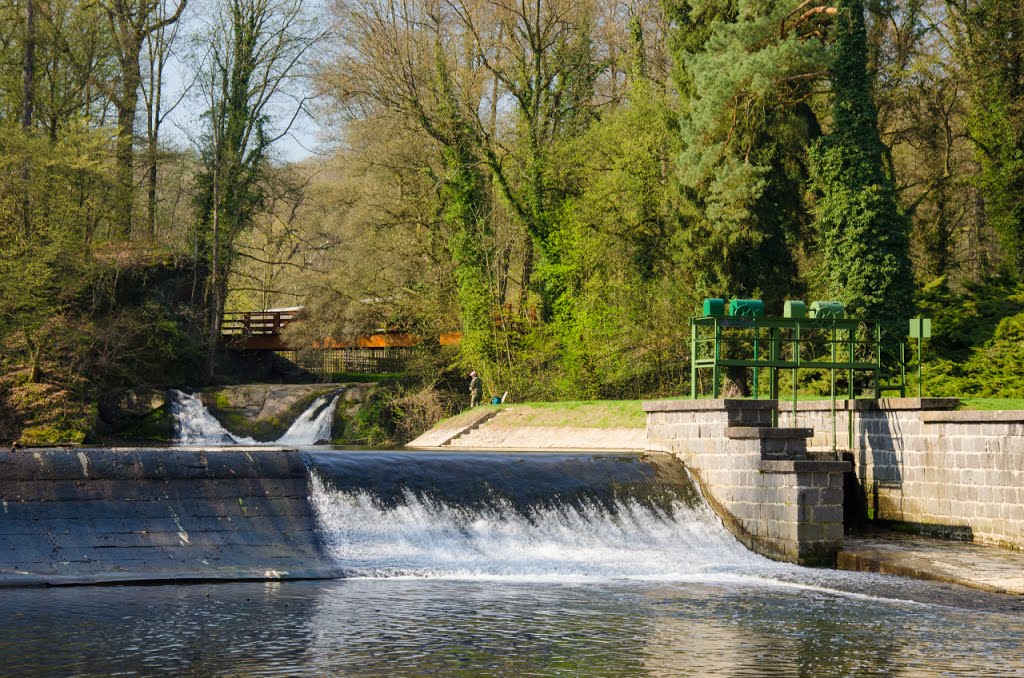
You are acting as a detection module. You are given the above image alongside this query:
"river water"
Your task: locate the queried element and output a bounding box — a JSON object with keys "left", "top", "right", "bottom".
{"left": 4, "top": 448, "right": 1023, "bottom": 676}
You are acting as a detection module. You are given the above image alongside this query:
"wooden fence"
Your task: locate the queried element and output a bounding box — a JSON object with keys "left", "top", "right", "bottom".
{"left": 274, "top": 348, "right": 406, "bottom": 375}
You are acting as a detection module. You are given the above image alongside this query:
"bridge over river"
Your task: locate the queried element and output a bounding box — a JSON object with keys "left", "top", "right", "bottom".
{"left": 220, "top": 308, "right": 418, "bottom": 374}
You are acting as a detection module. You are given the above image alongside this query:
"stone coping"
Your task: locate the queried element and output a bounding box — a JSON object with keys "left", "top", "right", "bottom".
{"left": 758, "top": 459, "right": 851, "bottom": 473}
{"left": 920, "top": 409, "right": 1024, "bottom": 424}
{"left": 782, "top": 398, "right": 959, "bottom": 412}
{"left": 643, "top": 398, "right": 777, "bottom": 412}
{"left": 725, "top": 426, "right": 812, "bottom": 440}
{"left": 644, "top": 397, "right": 959, "bottom": 413}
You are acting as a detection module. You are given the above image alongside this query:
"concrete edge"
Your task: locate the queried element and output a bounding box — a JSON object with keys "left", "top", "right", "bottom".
{"left": 835, "top": 550, "right": 1022, "bottom": 596}
{"left": 399, "top": 446, "right": 649, "bottom": 454}
{"left": 785, "top": 398, "right": 960, "bottom": 412}
{"left": 643, "top": 399, "right": 777, "bottom": 413}
{"left": 726, "top": 426, "right": 812, "bottom": 440}
{"left": 0, "top": 567, "right": 345, "bottom": 588}
{"left": 645, "top": 398, "right": 959, "bottom": 413}
{"left": 920, "top": 409, "right": 1024, "bottom": 424}
{"left": 758, "top": 460, "right": 851, "bottom": 473}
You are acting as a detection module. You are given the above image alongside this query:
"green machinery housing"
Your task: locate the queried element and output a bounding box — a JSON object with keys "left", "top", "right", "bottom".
{"left": 690, "top": 298, "right": 907, "bottom": 402}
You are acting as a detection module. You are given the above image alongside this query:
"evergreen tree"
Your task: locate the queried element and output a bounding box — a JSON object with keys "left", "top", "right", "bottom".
{"left": 809, "top": 0, "right": 913, "bottom": 331}
{"left": 664, "top": 0, "right": 825, "bottom": 310}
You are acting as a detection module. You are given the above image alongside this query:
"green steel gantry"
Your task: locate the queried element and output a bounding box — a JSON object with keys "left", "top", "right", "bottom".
{"left": 690, "top": 299, "right": 907, "bottom": 405}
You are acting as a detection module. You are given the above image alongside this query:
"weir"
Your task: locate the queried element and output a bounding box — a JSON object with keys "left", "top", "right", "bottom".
{"left": 0, "top": 448, "right": 777, "bottom": 586}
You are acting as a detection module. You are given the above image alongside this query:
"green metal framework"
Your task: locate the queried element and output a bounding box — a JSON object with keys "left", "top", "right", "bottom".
{"left": 690, "top": 315, "right": 906, "bottom": 402}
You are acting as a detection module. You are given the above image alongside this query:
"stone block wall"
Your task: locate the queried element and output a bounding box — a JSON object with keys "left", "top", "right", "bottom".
{"left": 778, "top": 400, "right": 1024, "bottom": 549}
{"left": 645, "top": 400, "right": 849, "bottom": 565}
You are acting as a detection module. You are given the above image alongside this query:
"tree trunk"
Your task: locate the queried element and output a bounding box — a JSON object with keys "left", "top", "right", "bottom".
{"left": 21, "top": 0, "right": 34, "bottom": 129}
{"left": 206, "top": 165, "right": 221, "bottom": 381}
{"left": 116, "top": 53, "right": 141, "bottom": 240}
{"left": 21, "top": 0, "right": 35, "bottom": 239}
{"left": 25, "top": 332, "right": 42, "bottom": 384}
{"left": 147, "top": 137, "right": 158, "bottom": 240}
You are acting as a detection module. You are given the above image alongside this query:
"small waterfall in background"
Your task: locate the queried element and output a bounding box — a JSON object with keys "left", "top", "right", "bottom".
{"left": 169, "top": 389, "right": 339, "bottom": 446}
{"left": 278, "top": 394, "right": 341, "bottom": 446}
{"left": 303, "top": 451, "right": 783, "bottom": 581}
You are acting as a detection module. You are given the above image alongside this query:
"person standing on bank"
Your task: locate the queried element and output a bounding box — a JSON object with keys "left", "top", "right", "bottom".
{"left": 469, "top": 371, "right": 483, "bottom": 408}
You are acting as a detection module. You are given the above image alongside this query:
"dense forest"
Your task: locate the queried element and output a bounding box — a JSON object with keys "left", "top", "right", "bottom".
{"left": 2, "top": 0, "right": 1024, "bottom": 443}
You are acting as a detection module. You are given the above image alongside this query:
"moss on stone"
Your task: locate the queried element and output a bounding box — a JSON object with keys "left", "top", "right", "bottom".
{"left": 203, "top": 386, "right": 341, "bottom": 442}
{"left": 112, "top": 404, "right": 174, "bottom": 443}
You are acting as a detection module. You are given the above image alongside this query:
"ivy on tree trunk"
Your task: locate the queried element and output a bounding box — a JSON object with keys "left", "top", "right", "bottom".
{"left": 809, "top": 0, "right": 914, "bottom": 335}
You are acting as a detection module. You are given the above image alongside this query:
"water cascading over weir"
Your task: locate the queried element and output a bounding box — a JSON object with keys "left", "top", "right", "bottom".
{"left": 0, "top": 444, "right": 788, "bottom": 586}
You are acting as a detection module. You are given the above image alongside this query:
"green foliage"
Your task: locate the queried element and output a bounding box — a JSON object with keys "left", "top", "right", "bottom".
{"left": 666, "top": 0, "right": 825, "bottom": 308}
{"left": 108, "top": 405, "right": 174, "bottom": 444}
{"left": 809, "top": 0, "right": 913, "bottom": 334}
{"left": 951, "top": 0, "right": 1024, "bottom": 274}
{"left": 908, "top": 277, "right": 1024, "bottom": 399}
{"left": 341, "top": 383, "right": 448, "bottom": 446}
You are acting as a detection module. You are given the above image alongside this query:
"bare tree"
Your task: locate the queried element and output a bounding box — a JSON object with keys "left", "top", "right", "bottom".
{"left": 100, "top": 0, "right": 188, "bottom": 239}
{"left": 141, "top": 0, "right": 189, "bottom": 241}
{"left": 193, "top": 0, "right": 324, "bottom": 378}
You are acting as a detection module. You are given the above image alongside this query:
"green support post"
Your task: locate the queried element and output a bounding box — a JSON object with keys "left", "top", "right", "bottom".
{"left": 713, "top": 319, "right": 721, "bottom": 399}
{"left": 753, "top": 329, "right": 760, "bottom": 399}
{"left": 874, "top": 324, "right": 882, "bottom": 398}
{"left": 769, "top": 327, "right": 780, "bottom": 426}
{"left": 848, "top": 328, "right": 855, "bottom": 400}
{"left": 831, "top": 325, "right": 837, "bottom": 454}
{"left": 690, "top": 320, "right": 697, "bottom": 399}
{"left": 916, "top": 339, "right": 922, "bottom": 398}
{"left": 792, "top": 323, "right": 799, "bottom": 425}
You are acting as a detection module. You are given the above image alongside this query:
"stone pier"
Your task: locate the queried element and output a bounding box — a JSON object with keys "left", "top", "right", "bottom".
{"left": 645, "top": 400, "right": 849, "bottom": 566}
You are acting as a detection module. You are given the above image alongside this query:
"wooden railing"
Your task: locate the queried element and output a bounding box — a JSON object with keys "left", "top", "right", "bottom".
{"left": 221, "top": 310, "right": 301, "bottom": 336}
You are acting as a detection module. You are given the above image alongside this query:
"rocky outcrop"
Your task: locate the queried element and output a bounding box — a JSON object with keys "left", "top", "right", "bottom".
{"left": 204, "top": 383, "right": 374, "bottom": 442}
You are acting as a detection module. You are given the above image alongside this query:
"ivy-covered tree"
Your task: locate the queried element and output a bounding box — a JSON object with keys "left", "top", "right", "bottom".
{"left": 809, "top": 0, "right": 913, "bottom": 331}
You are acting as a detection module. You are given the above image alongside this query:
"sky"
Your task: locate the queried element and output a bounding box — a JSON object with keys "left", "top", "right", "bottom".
{"left": 159, "top": 0, "right": 328, "bottom": 164}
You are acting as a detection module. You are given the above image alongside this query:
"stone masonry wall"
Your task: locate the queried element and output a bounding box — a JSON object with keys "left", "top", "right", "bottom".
{"left": 645, "top": 400, "right": 848, "bottom": 566}
{"left": 778, "top": 400, "right": 1024, "bottom": 550}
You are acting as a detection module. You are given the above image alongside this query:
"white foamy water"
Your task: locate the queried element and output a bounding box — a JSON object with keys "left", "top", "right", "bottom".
{"left": 278, "top": 394, "right": 341, "bottom": 446}
{"left": 309, "top": 474, "right": 784, "bottom": 581}
{"left": 170, "top": 389, "right": 338, "bottom": 446}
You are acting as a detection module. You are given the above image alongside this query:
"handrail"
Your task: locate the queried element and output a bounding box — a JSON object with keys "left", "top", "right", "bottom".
{"left": 221, "top": 310, "right": 302, "bottom": 336}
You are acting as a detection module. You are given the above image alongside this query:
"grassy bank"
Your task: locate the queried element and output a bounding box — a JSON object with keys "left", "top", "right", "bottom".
{"left": 454, "top": 400, "right": 646, "bottom": 429}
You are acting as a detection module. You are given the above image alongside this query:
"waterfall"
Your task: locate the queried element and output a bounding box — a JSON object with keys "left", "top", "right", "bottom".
{"left": 278, "top": 394, "right": 342, "bottom": 446}
{"left": 170, "top": 389, "right": 339, "bottom": 446}
{"left": 304, "top": 451, "right": 786, "bottom": 581}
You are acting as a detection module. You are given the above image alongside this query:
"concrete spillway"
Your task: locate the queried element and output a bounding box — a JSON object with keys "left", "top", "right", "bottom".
{"left": 0, "top": 448, "right": 339, "bottom": 586}
{"left": 0, "top": 448, "right": 772, "bottom": 586}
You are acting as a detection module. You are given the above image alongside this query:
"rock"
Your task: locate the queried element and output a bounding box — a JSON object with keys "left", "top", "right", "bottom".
{"left": 100, "top": 388, "right": 167, "bottom": 422}
{"left": 202, "top": 383, "right": 374, "bottom": 441}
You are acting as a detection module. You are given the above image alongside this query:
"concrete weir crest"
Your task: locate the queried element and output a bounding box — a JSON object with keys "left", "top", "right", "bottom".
{"left": 644, "top": 399, "right": 849, "bottom": 566}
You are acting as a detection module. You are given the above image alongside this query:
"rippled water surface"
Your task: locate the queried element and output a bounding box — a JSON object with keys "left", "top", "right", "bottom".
{"left": 5, "top": 451, "right": 1024, "bottom": 676}
{"left": 3, "top": 577, "right": 1024, "bottom": 677}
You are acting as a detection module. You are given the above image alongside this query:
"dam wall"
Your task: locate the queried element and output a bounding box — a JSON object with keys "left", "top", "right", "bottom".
{"left": 0, "top": 448, "right": 339, "bottom": 586}
{"left": 645, "top": 400, "right": 849, "bottom": 566}
{"left": 778, "top": 400, "right": 1024, "bottom": 549}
